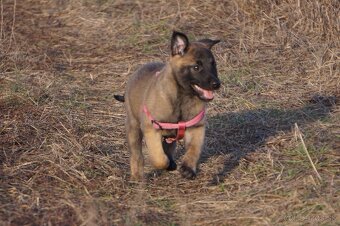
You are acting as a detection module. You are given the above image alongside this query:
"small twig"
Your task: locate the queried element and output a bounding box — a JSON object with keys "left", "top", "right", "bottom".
{"left": 0, "top": 0, "right": 3, "bottom": 39}
{"left": 7, "top": 0, "right": 16, "bottom": 50}
{"left": 176, "top": 0, "right": 182, "bottom": 18}
{"left": 294, "top": 123, "right": 322, "bottom": 181}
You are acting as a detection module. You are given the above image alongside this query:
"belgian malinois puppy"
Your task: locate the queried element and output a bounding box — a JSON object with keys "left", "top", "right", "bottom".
{"left": 114, "top": 31, "right": 220, "bottom": 180}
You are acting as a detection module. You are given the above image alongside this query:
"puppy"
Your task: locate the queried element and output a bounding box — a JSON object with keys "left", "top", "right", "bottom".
{"left": 115, "top": 31, "right": 220, "bottom": 179}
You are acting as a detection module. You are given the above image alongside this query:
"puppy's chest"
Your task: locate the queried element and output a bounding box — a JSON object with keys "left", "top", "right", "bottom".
{"left": 158, "top": 113, "right": 183, "bottom": 138}
{"left": 160, "top": 129, "right": 177, "bottom": 138}
{"left": 151, "top": 97, "right": 204, "bottom": 138}
{"left": 158, "top": 109, "right": 196, "bottom": 138}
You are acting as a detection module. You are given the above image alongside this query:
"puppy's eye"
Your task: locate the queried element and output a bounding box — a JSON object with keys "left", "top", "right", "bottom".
{"left": 193, "top": 65, "right": 199, "bottom": 71}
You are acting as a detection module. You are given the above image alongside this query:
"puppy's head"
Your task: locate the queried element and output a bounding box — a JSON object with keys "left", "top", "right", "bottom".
{"left": 170, "top": 31, "right": 221, "bottom": 101}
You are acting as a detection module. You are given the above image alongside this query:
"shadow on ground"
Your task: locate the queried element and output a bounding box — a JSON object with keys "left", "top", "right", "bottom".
{"left": 203, "top": 95, "right": 337, "bottom": 184}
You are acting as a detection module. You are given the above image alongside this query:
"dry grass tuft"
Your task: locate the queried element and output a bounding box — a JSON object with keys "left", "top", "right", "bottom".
{"left": 0, "top": 0, "right": 339, "bottom": 225}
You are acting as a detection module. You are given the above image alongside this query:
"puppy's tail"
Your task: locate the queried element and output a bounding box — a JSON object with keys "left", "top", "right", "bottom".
{"left": 114, "top": 95, "right": 125, "bottom": 102}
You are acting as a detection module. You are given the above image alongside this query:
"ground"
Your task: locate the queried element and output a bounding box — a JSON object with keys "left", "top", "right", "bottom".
{"left": 0, "top": 0, "right": 339, "bottom": 225}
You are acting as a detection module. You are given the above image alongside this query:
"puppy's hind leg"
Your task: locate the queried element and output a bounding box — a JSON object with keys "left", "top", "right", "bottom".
{"left": 126, "top": 118, "right": 144, "bottom": 180}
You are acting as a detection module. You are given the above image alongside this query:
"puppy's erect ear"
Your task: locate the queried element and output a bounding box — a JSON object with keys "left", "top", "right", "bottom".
{"left": 171, "top": 31, "right": 189, "bottom": 56}
{"left": 197, "top": 39, "right": 220, "bottom": 49}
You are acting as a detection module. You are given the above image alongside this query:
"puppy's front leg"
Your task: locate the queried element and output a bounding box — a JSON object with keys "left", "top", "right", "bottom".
{"left": 144, "top": 128, "right": 170, "bottom": 170}
{"left": 162, "top": 141, "right": 177, "bottom": 171}
{"left": 181, "top": 126, "right": 205, "bottom": 179}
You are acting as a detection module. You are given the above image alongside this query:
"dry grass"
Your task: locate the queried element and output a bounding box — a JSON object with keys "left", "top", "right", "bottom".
{"left": 0, "top": 0, "right": 339, "bottom": 225}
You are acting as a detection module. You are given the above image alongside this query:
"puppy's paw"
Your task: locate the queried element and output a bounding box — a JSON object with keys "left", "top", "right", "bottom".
{"left": 166, "top": 159, "right": 177, "bottom": 171}
{"left": 180, "top": 164, "right": 196, "bottom": 179}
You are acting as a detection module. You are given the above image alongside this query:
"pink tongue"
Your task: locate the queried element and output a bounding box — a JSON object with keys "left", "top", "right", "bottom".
{"left": 202, "top": 89, "right": 214, "bottom": 99}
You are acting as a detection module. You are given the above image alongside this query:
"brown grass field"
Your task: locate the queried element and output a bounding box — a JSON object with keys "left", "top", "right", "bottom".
{"left": 0, "top": 0, "right": 339, "bottom": 225}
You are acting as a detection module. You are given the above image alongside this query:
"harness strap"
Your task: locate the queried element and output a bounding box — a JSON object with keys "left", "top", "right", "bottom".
{"left": 143, "top": 105, "right": 205, "bottom": 143}
{"left": 177, "top": 121, "right": 186, "bottom": 139}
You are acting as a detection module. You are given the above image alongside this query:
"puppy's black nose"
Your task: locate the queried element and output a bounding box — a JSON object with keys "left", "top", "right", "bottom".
{"left": 211, "top": 80, "right": 221, "bottom": 90}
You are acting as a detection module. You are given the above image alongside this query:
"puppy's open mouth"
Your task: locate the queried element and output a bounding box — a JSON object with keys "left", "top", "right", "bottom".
{"left": 192, "top": 84, "right": 214, "bottom": 101}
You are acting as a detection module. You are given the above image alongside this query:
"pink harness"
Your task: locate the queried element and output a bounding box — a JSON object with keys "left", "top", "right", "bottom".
{"left": 143, "top": 105, "right": 205, "bottom": 143}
